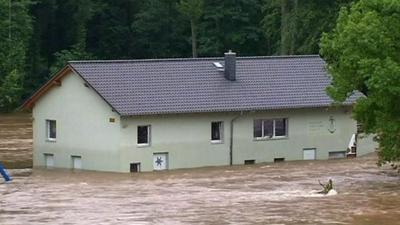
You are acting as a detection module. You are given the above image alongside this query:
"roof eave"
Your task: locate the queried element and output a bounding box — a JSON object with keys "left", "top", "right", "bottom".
{"left": 20, "top": 64, "right": 122, "bottom": 116}
{"left": 20, "top": 65, "right": 72, "bottom": 110}
{"left": 120, "top": 102, "right": 355, "bottom": 117}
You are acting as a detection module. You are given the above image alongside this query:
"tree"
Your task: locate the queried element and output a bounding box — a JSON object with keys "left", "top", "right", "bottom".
{"left": 133, "top": 0, "right": 189, "bottom": 58}
{"left": 0, "top": 0, "right": 32, "bottom": 112}
{"left": 50, "top": 44, "right": 94, "bottom": 75}
{"left": 177, "top": 0, "right": 204, "bottom": 58}
{"left": 320, "top": 0, "right": 400, "bottom": 164}
{"left": 262, "top": 0, "right": 353, "bottom": 55}
{"left": 199, "top": 0, "right": 266, "bottom": 56}
{"left": 0, "top": 69, "right": 24, "bottom": 111}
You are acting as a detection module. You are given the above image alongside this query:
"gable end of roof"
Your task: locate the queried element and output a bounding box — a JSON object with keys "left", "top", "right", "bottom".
{"left": 21, "top": 64, "right": 120, "bottom": 115}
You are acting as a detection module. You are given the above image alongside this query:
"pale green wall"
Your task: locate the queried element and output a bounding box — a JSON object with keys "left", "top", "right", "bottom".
{"left": 32, "top": 72, "right": 375, "bottom": 173}
{"left": 233, "top": 109, "right": 354, "bottom": 163}
{"left": 120, "top": 113, "right": 232, "bottom": 172}
{"left": 32, "top": 72, "right": 122, "bottom": 172}
{"left": 120, "top": 108, "right": 360, "bottom": 172}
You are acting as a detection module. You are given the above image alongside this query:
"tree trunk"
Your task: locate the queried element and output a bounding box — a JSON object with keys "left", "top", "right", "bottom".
{"left": 191, "top": 19, "right": 198, "bottom": 58}
{"left": 289, "top": 0, "right": 298, "bottom": 55}
{"left": 280, "top": 0, "right": 289, "bottom": 55}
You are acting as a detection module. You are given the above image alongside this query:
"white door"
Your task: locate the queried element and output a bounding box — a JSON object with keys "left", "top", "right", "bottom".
{"left": 72, "top": 156, "right": 82, "bottom": 169}
{"left": 153, "top": 153, "right": 168, "bottom": 171}
{"left": 303, "top": 149, "right": 316, "bottom": 160}
{"left": 45, "top": 154, "right": 54, "bottom": 167}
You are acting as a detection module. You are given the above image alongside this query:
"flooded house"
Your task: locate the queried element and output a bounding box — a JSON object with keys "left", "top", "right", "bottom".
{"left": 22, "top": 52, "right": 376, "bottom": 172}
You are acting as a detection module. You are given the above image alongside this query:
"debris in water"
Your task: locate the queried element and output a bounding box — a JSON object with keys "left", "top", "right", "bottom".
{"left": 326, "top": 189, "right": 338, "bottom": 196}
{"left": 318, "top": 179, "right": 333, "bottom": 194}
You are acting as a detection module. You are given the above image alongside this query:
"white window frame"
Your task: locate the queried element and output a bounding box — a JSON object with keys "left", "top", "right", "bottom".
{"left": 46, "top": 120, "right": 57, "bottom": 142}
{"left": 254, "top": 118, "right": 288, "bottom": 140}
{"left": 137, "top": 125, "right": 151, "bottom": 147}
{"left": 211, "top": 121, "right": 224, "bottom": 144}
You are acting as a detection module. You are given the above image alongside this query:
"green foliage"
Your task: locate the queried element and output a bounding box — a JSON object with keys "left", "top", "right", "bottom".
{"left": 0, "top": 69, "right": 24, "bottom": 112}
{"left": 0, "top": 0, "right": 32, "bottom": 112}
{"left": 199, "top": 0, "right": 266, "bottom": 56}
{"left": 50, "top": 44, "right": 94, "bottom": 75}
{"left": 177, "top": 0, "right": 204, "bottom": 21}
{"left": 320, "top": 0, "right": 400, "bottom": 163}
{"left": 262, "top": 0, "right": 352, "bottom": 55}
{"left": 133, "top": 0, "right": 188, "bottom": 58}
{"left": 177, "top": 0, "right": 204, "bottom": 57}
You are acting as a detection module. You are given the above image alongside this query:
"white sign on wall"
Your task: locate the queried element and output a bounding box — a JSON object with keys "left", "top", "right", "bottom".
{"left": 153, "top": 153, "right": 168, "bottom": 171}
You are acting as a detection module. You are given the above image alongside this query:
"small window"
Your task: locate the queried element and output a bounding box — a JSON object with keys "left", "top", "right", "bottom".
{"left": 263, "top": 119, "right": 274, "bottom": 138}
{"left": 46, "top": 120, "right": 56, "bottom": 141}
{"left": 244, "top": 159, "right": 255, "bottom": 165}
{"left": 274, "top": 118, "right": 287, "bottom": 137}
{"left": 71, "top": 155, "right": 82, "bottom": 169}
{"left": 137, "top": 125, "right": 150, "bottom": 145}
{"left": 211, "top": 121, "right": 223, "bottom": 142}
{"left": 130, "top": 163, "right": 141, "bottom": 173}
{"left": 274, "top": 158, "right": 285, "bottom": 163}
{"left": 254, "top": 119, "right": 263, "bottom": 138}
{"left": 44, "top": 153, "right": 54, "bottom": 167}
{"left": 253, "top": 118, "right": 287, "bottom": 139}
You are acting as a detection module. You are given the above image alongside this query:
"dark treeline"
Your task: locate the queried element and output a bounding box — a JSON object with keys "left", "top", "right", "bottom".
{"left": 0, "top": 0, "right": 354, "bottom": 112}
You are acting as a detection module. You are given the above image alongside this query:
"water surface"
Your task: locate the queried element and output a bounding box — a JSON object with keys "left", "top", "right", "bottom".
{"left": 1, "top": 154, "right": 399, "bottom": 225}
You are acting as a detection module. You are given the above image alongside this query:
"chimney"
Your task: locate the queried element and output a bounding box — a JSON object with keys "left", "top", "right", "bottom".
{"left": 224, "top": 50, "right": 236, "bottom": 81}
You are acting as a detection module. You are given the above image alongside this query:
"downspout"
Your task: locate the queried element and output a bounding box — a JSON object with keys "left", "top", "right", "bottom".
{"left": 229, "top": 111, "right": 244, "bottom": 166}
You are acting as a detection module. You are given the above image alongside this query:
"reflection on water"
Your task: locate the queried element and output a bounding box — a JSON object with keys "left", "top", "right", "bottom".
{"left": 1, "top": 153, "right": 399, "bottom": 225}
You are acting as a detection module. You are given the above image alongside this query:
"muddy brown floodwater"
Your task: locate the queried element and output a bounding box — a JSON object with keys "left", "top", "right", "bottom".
{"left": 1, "top": 153, "right": 400, "bottom": 225}
{"left": 0, "top": 113, "right": 32, "bottom": 168}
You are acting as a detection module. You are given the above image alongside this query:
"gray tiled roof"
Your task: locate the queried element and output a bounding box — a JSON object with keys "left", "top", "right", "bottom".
{"left": 69, "top": 55, "right": 356, "bottom": 116}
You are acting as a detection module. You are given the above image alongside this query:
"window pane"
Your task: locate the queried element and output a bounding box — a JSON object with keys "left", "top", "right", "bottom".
{"left": 48, "top": 120, "right": 56, "bottom": 139}
{"left": 137, "top": 126, "right": 149, "bottom": 144}
{"left": 263, "top": 120, "right": 273, "bottom": 138}
{"left": 254, "top": 120, "right": 263, "bottom": 138}
{"left": 211, "top": 122, "right": 222, "bottom": 141}
{"left": 275, "top": 118, "right": 287, "bottom": 136}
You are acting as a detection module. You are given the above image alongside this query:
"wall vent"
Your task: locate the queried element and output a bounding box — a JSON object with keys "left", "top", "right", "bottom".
{"left": 274, "top": 158, "right": 285, "bottom": 163}
{"left": 244, "top": 159, "right": 255, "bottom": 165}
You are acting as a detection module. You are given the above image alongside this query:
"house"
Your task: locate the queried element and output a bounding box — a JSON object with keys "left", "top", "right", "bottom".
{"left": 22, "top": 51, "right": 376, "bottom": 172}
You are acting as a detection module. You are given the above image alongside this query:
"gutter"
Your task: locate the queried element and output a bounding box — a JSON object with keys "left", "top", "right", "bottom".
{"left": 229, "top": 111, "right": 245, "bottom": 166}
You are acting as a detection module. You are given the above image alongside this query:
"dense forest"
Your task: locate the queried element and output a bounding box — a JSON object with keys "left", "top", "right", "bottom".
{"left": 0, "top": 0, "right": 355, "bottom": 112}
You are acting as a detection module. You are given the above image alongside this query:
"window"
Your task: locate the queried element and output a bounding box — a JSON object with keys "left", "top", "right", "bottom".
{"left": 137, "top": 125, "right": 150, "bottom": 146}
{"left": 44, "top": 153, "right": 54, "bottom": 167}
{"left": 71, "top": 155, "right": 82, "bottom": 169}
{"left": 130, "top": 163, "right": 141, "bottom": 173}
{"left": 46, "top": 120, "right": 56, "bottom": 141}
{"left": 211, "top": 121, "right": 223, "bottom": 142}
{"left": 253, "top": 118, "right": 287, "bottom": 139}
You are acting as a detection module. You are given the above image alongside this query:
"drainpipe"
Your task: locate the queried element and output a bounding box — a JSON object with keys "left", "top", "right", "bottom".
{"left": 229, "top": 111, "right": 244, "bottom": 166}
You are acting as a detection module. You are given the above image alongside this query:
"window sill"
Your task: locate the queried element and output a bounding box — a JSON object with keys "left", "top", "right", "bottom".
{"left": 210, "top": 140, "right": 223, "bottom": 144}
{"left": 253, "top": 136, "right": 288, "bottom": 141}
{"left": 137, "top": 143, "right": 150, "bottom": 148}
{"left": 46, "top": 138, "right": 56, "bottom": 143}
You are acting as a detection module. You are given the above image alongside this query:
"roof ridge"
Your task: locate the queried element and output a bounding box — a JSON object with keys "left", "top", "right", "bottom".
{"left": 68, "top": 55, "right": 320, "bottom": 64}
